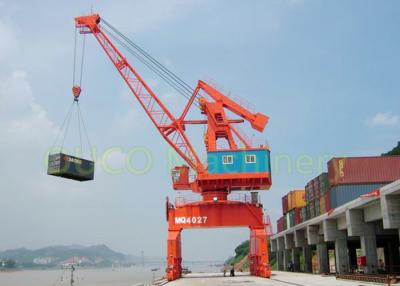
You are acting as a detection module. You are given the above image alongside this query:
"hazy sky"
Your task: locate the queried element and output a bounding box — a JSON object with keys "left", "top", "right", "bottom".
{"left": 0, "top": 0, "right": 399, "bottom": 261}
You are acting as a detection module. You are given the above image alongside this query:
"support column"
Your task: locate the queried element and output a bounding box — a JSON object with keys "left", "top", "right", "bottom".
{"left": 249, "top": 228, "right": 271, "bottom": 278}
{"left": 335, "top": 237, "right": 349, "bottom": 274}
{"left": 283, "top": 249, "right": 291, "bottom": 271}
{"left": 292, "top": 248, "right": 300, "bottom": 272}
{"left": 360, "top": 235, "right": 377, "bottom": 274}
{"left": 284, "top": 233, "right": 294, "bottom": 271}
{"left": 381, "top": 194, "right": 400, "bottom": 229}
{"left": 316, "top": 242, "right": 328, "bottom": 274}
{"left": 277, "top": 250, "right": 284, "bottom": 271}
{"left": 277, "top": 237, "right": 285, "bottom": 271}
{"left": 347, "top": 209, "right": 377, "bottom": 274}
{"left": 323, "top": 219, "right": 349, "bottom": 274}
{"left": 166, "top": 230, "right": 182, "bottom": 281}
{"left": 294, "top": 229, "right": 307, "bottom": 272}
{"left": 307, "top": 225, "right": 319, "bottom": 245}
{"left": 302, "top": 246, "right": 312, "bottom": 273}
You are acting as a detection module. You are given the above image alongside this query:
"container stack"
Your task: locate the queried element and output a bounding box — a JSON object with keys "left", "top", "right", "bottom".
{"left": 328, "top": 156, "right": 400, "bottom": 208}
{"left": 275, "top": 155, "right": 400, "bottom": 233}
{"left": 287, "top": 190, "right": 306, "bottom": 227}
{"left": 305, "top": 173, "right": 331, "bottom": 219}
{"left": 277, "top": 190, "right": 306, "bottom": 232}
{"left": 276, "top": 195, "right": 289, "bottom": 233}
{"left": 318, "top": 173, "right": 330, "bottom": 214}
{"left": 276, "top": 216, "right": 286, "bottom": 233}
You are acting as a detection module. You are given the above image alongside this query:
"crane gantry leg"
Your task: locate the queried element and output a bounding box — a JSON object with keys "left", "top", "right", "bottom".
{"left": 249, "top": 227, "right": 271, "bottom": 278}
{"left": 166, "top": 198, "right": 271, "bottom": 281}
{"left": 166, "top": 230, "right": 182, "bottom": 281}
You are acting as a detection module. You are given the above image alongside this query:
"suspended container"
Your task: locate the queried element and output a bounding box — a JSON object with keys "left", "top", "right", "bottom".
{"left": 48, "top": 153, "right": 94, "bottom": 181}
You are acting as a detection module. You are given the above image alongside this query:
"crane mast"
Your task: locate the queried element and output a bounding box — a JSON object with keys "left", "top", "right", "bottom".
{"left": 74, "top": 13, "right": 273, "bottom": 281}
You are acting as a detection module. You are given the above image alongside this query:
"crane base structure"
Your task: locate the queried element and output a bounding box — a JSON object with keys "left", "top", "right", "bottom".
{"left": 166, "top": 195, "right": 271, "bottom": 281}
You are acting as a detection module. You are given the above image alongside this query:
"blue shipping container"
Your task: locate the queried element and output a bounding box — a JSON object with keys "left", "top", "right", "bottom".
{"left": 207, "top": 149, "right": 271, "bottom": 174}
{"left": 329, "top": 183, "right": 385, "bottom": 209}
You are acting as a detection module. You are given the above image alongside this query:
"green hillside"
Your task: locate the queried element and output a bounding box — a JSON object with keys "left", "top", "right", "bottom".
{"left": 382, "top": 141, "right": 400, "bottom": 156}
{"left": 225, "top": 240, "right": 276, "bottom": 271}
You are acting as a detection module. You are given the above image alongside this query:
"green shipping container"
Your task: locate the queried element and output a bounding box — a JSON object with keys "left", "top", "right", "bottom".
{"left": 300, "top": 207, "right": 308, "bottom": 222}
{"left": 314, "top": 199, "right": 320, "bottom": 216}
{"left": 48, "top": 153, "right": 94, "bottom": 181}
{"left": 283, "top": 215, "right": 287, "bottom": 230}
{"left": 308, "top": 203, "right": 315, "bottom": 219}
{"left": 319, "top": 173, "right": 330, "bottom": 194}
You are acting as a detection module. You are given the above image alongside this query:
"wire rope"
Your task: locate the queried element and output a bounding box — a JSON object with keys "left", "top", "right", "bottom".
{"left": 77, "top": 103, "right": 95, "bottom": 161}
{"left": 51, "top": 101, "right": 75, "bottom": 154}
{"left": 79, "top": 34, "right": 86, "bottom": 87}
{"left": 101, "top": 25, "right": 198, "bottom": 107}
{"left": 100, "top": 19, "right": 200, "bottom": 109}
{"left": 102, "top": 19, "right": 194, "bottom": 94}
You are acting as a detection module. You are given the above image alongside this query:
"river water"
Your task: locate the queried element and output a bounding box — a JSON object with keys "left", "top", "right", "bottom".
{"left": 0, "top": 267, "right": 158, "bottom": 286}
{"left": 0, "top": 263, "right": 225, "bottom": 286}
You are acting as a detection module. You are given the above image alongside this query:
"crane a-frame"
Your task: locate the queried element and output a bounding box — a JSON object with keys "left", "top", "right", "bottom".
{"left": 74, "top": 14, "right": 272, "bottom": 281}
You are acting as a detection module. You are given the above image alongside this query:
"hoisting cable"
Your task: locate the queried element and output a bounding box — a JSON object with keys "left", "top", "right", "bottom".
{"left": 47, "top": 26, "right": 95, "bottom": 183}
{"left": 51, "top": 101, "right": 75, "bottom": 153}
{"left": 76, "top": 100, "right": 83, "bottom": 156}
{"left": 72, "top": 27, "right": 77, "bottom": 87}
{"left": 100, "top": 24, "right": 194, "bottom": 102}
{"left": 101, "top": 25, "right": 197, "bottom": 106}
{"left": 53, "top": 27, "right": 93, "bottom": 159}
{"left": 59, "top": 102, "right": 75, "bottom": 152}
{"left": 79, "top": 34, "right": 86, "bottom": 87}
{"left": 76, "top": 102, "right": 94, "bottom": 160}
{"left": 100, "top": 19, "right": 200, "bottom": 108}
{"left": 101, "top": 19, "right": 194, "bottom": 94}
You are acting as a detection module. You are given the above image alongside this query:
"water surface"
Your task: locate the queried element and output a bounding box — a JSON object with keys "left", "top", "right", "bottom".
{"left": 0, "top": 267, "right": 157, "bottom": 286}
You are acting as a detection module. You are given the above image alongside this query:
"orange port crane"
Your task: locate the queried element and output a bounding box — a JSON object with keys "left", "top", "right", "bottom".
{"left": 74, "top": 14, "right": 272, "bottom": 281}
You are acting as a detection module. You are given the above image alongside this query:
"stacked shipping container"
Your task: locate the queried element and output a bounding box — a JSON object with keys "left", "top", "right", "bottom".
{"left": 305, "top": 173, "right": 330, "bottom": 219}
{"left": 277, "top": 190, "right": 306, "bottom": 232}
{"left": 328, "top": 156, "right": 400, "bottom": 208}
{"left": 276, "top": 155, "right": 400, "bottom": 233}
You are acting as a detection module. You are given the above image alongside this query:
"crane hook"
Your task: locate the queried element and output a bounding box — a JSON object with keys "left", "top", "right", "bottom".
{"left": 72, "top": 85, "right": 81, "bottom": 101}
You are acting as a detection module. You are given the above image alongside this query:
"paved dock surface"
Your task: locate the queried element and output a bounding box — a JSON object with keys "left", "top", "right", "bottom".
{"left": 167, "top": 271, "right": 386, "bottom": 286}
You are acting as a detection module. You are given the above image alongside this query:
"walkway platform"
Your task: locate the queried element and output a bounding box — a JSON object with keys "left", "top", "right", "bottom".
{"left": 166, "top": 271, "right": 388, "bottom": 285}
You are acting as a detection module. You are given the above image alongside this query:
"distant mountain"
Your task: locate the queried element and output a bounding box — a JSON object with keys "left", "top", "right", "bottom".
{"left": 0, "top": 245, "right": 127, "bottom": 268}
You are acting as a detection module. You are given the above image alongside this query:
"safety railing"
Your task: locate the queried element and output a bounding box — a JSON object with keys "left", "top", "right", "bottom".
{"left": 203, "top": 77, "right": 256, "bottom": 113}
{"left": 174, "top": 195, "right": 202, "bottom": 207}
{"left": 232, "top": 124, "right": 270, "bottom": 149}
{"left": 174, "top": 193, "right": 259, "bottom": 207}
